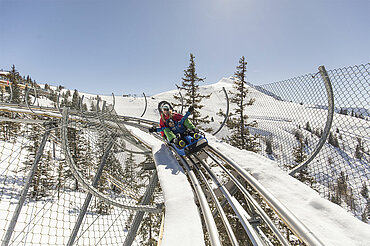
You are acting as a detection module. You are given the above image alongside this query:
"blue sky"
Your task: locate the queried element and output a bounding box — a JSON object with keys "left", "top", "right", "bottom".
{"left": 1, "top": 0, "right": 369, "bottom": 95}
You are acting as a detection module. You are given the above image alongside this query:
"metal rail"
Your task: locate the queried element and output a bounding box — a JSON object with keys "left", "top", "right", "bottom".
{"left": 188, "top": 156, "right": 239, "bottom": 246}
{"left": 173, "top": 149, "right": 221, "bottom": 246}
{"left": 191, "top": 153, "right": 276, "bottom": 246}
{"left": 207, "top": 145, "right": 324, "bottom": 246}
{"left": 203, "top": 150, "right": 290, "bottom": 246}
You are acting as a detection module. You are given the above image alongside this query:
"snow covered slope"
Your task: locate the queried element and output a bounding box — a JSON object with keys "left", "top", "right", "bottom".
{"left": 100, "top": 77, "right": 369, "bottom": 245}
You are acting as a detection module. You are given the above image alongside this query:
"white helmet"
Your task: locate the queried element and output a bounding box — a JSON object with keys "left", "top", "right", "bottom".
{"left": 161, "top": 105, "right": 170, "bottom": 111}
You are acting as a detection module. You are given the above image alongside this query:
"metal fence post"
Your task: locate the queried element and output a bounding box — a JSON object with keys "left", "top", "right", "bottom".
{"left": 289, "top": 65, "right": 334, "bottom": 176}
{"left": 123, "top": 171, "right": 159, "bottom": 246}
{"left": 67, "top": 137, "right": 115, "bottom": 246}
{"left": 2, "top": 121, "right": 55, "bottom": 246}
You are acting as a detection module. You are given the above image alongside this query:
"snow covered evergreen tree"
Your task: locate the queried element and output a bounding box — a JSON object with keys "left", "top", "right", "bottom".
{"left": 123, "top": 152, "right": 137, "bottom": 189}
{"left": 293, "top": 138, "right": 307, "bottom": 164}
{"left": 9, "top": 65, "right": 22, "bottom": 104}
{"left": 328, "top": 131, "right": 339, "bottom": 148}
{"left": 0, "top": 88, "right": 4, "bottom": 102}
{"left": 23, "top": 125, "right": 54, "bottom": 200}
{"left": 90, "top": 101, "right": 97, "bottom": 112}
{"left": 60, "top": 92, "right": 69, "bottom": 108}
{"left": 355, "top": 138, "right": 363, "bottom": 159}
{"left": 0, "top": 113, "right": 12, "bottom": 141}
{"left": 173, "top": 53, "right": 212, "bottom": 132}
{"left": 265, "top": 137, "right": 273, "bottom": 155}
{"left": 66, "top": 127, "right": 93, "bottom": 191}
{"left": 225, "top": 56, "right": 259, "bottom": 152}
{"left": 72, "top": 89, "right": 80, "bottom": 110}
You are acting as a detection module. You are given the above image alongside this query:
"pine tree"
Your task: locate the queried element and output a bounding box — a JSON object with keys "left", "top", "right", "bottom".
{"left": 61, "top": 92, "right": 70, "bottom": 108}
{"left": 23, "top": 126, "right": 54, "bottom": 200}
{"left": 8, "top": 118, "right": 21, "bottom": 143}
{"left": 56, "top": 158, "right": 68, "bottom": 199}
{"left": 123, "top": 152, "right": 137, "bottom": 189}
{"left": 362, "top": 200, "right": 369, "bottom": 223}
{"left": 66, "top": 127, "right": 92, "bottom": 191}
{"left": 355, "top": 138, "right": 363, "bottom": 159}
{"left": 225, "top": 56, "right": 259, "bottom": 152}
{"left": 293, "top": 139, "right": 307, "bottom": 164}
{"left": 0, "top": 88, "right": 4, "bottom": 102}
{"left": 24, "top": 76, "right": 33, "bottom": 105}
{"left": 9, "top": 65, "right": 22, "bottom": 104}
{"left": 265, "top": 137, "right": 273, "bottom": 155}
{"left": 138, "top": 207, "right": 161, "bottom": 245}
{"left": 328, "top": 131, "right": 339, "bottom": 147}
{"left": 305, "top": 121, "right": 311, "bottom": 132}
{"left": 0, "top": 114, "right": 11, "bottom": 141}
{"left": 361, "top": 183, "right": 369, "bottom": 199}
{"left": 95, "top": 174, "right": 112, "bottom": 215}
{"left": 72, "top": 89, "right": 80, "bottom": 110}
{"left": 90, "top": 101, "right": 97, "bottom": 112}
{"left": 173, "top": 53, "right": 211, "bottom": 131}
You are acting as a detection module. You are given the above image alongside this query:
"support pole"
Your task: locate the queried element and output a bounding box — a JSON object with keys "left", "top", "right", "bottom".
{"left": 123, "top": 171, "right": 159, "bottom": 246}
{"left": 2, "top": 121, "right": 54, "bottom": 246}
{"left": 290, "top": 65, "right": 334, "bottom": 176}
{"left": 213, "top": 87, "right": 229, "bottom": 136}
{"left": 67, "top": 137, "right": 115, "bottom": 246}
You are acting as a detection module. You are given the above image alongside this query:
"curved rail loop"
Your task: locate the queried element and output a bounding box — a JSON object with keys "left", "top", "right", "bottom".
{"left": 289, "top": 65, "right": 334, "bottom": 176}
{"left": 213, "top": 87, "right": 229, "bottom": 136}
{"left": 140, "top": 92, "right": 147, "bottom": 117}
{"left": 61, "top": 108, "right": 162, "bottom": 213}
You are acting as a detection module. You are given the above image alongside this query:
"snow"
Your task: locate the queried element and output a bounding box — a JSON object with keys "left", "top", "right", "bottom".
{"left": 127, "top": 126, "right": 205, "bottom": 246}
{"left": 0, "top": 106, "right": 62, "bottom": 118}
{"left": 0, "top": 71, "right": 10, "bottom": 76}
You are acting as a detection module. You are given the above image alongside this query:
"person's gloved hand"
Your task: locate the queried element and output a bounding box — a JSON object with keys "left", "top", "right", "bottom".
{"left": 148, "top": 126, "right": 156, "bottom": 133}
{"left": 188, "top": 105, "right": 194, "bottom": 113}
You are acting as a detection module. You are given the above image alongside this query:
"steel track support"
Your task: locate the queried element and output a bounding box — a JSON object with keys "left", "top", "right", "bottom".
{"left": 2, "top": 121, "right": 55, "bottom": 246}
{"left": 123, "top": 171, "right": 159, "bottom": 246}
{"left": 67, "top": 137, "right": 115, "bottom": 246}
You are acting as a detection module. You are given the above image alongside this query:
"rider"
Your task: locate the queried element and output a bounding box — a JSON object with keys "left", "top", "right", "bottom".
{"left": 149, "top": 105, "right": 198, "bottom": 147}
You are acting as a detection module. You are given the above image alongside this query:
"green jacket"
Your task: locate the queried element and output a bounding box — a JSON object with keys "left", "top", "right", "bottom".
{"left": 164, "top": 117, "right": 195, "bottom": 142}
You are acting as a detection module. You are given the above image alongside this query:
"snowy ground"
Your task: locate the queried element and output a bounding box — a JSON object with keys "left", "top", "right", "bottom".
{"left": 1, "top": 78, "right": 369, "bottom": 245}
{"left": 100, "top": 78, "right": 370, "bottom": 245}
{"left": 127, "top": 126, "right": 205, "bottom": 246}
